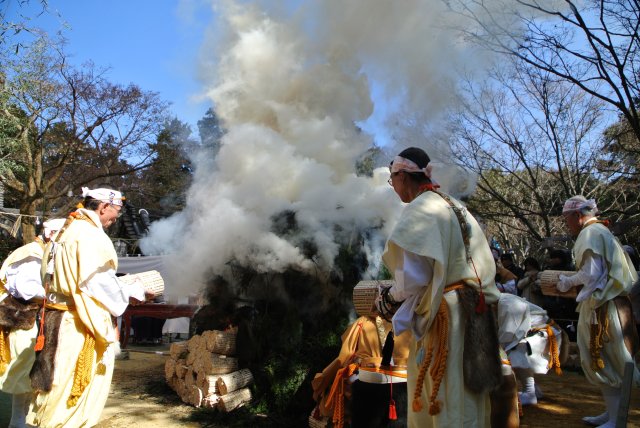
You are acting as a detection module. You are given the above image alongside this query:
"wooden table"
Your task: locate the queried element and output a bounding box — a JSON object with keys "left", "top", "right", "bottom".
{"left": 120, "top": 304, "right": 199, "bottom": 348}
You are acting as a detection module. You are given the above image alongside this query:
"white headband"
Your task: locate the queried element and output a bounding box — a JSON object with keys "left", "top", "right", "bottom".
{"left": 562, "top": 197, "right": 597, "bottom": 214}
{"left": 42, "top": 218, "right": 66, "bottom": 239}
{"left": 390, "top": 155, "right": 435, "bottom": 180}
{"left": 81, "top": 187, "right": 125, "bottom": 206}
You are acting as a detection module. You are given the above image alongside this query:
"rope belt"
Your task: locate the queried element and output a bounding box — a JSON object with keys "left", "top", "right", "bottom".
{"left": 325, "top": 363, "right": 358, "bottom": 428}
{"left": 590, "top": 305, "right": 610, "bottom": 371}
{"left": 530, "top": 320, "right": 562, "bottom": 375}
{"left": 67, "top": 330, "right": 96, "bottom": 407}
{"left": 412, "top": 282, "right": 464, "bottom": 415}
{"left": 0, "top": 329, "right": 11, "bottom": 375}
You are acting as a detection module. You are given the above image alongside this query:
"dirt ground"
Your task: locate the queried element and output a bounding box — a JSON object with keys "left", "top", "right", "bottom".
{"left": 94, "top": 347, "right": 640, "bottom": 428}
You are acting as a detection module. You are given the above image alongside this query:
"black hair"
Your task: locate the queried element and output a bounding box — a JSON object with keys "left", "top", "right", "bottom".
{"left": 82, "top": 196, "right": 103, "bottom": 210}
{"left": 500, "top": 253, "right": 514, "bottom": 263}
{"left": 523, "top": 257, "right": 541, "bottom": 271}
{"left": 397, "top": 147, "right": 431, "bottom": 168}
{"left": 392, "top": 147, "right": 432, "bottom": 184}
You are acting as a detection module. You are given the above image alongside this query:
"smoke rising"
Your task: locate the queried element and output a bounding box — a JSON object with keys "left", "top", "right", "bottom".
{"left": 140, "top": 0, "right": 514, "bottom": 297}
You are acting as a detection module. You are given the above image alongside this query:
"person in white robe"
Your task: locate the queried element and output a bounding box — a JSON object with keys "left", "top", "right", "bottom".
{"left": 26, "top": 188, "right": 147, "bottom": 428}
{"left": 0, "top": 219, "right": 65, "bottom": 428}
{"left": 376, "top": 147, "right": 502, "bottom": 428}
{"left": 497, "top": 293, "right": 565, "bottom": 407}
{"left": 556, "top": 195, "right": 639, "bottom": 428}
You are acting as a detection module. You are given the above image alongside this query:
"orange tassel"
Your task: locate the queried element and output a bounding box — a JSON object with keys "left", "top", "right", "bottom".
{"left": 34, "top": 334, "right": 45, "bottom": 351}
{"left": 389, "top": 399, "right": 397, "bottom": 420}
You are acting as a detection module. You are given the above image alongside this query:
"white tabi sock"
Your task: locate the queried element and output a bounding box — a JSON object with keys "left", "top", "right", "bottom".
{"left": 9, "top": 393, "right": 29, "bottom": 428}
{"left": 594, "top": 386, "right": 621, "bottom": 428}
{"left": 516, "top": 369, "right": 537, "bottom": 405}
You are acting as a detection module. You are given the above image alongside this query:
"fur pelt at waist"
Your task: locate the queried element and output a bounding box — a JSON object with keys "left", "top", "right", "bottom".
{"left": 613, "top": 295, "right": 639, "bottom": 358}
{"left": 456, "top": 286, "right": 503, "bottom": 394}
{"left": 0, "top": 294, "right": 40, "bottom": 330}
{"left": 30, "top": 309, "right": 64, "bottom": 392}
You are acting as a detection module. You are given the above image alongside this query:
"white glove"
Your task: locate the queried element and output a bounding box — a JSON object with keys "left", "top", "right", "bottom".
{"left": 556, "top": 274, "right": 574, "bottom": 292}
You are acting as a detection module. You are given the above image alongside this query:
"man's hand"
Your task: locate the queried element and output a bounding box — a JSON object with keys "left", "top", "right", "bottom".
{"left": 556, "top": 274, "right": 573, "bottom": 292}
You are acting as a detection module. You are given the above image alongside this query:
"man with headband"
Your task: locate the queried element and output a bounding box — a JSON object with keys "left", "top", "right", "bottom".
{"left": 556, "top": 195, "right": 639, "bottom": 428}
{"left": 26, "top": 187, "right": 148, "bottom": 428}
{"left": 0, "top": 218, "right": 65, "bottom": 428}
{"left": 376, "top": 147, "right": 504, "bottom": 427}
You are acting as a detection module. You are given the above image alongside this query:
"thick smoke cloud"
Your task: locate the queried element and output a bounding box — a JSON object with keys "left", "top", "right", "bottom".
{"left": 140, "top": 0, "right": 513, "bottom": 297}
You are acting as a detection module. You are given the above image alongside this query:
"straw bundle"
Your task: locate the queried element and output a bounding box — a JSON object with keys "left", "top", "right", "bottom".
{"left": 308, "top": 413, "right": 329, "bottom": 428}
{"left": 216, "top": 369, "right": 254, "bottom": 396}
{"left": 353, "top": 280, "right": 394, "bottom": 316}
{"left": 217, "top": 387, "right": 252, "bottom": 412}
{"left": 119, "top": 270, "right": 164, "bottom": 297}
{"left": 538, "top": 270, "right": 578, "bottom": 298}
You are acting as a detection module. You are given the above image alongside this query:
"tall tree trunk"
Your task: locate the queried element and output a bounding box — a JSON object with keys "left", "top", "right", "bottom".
{"left": 19, "top": 201, "right": 39, "bottom": 245}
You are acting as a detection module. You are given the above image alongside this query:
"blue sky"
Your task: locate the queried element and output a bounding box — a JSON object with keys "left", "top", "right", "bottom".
{"left": 6, "top": 0, "right": 214, "bottom": 130}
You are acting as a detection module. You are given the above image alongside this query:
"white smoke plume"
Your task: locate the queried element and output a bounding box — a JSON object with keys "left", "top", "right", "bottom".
{"left": 141, "top": 0, "right": 516, "bottom": 297}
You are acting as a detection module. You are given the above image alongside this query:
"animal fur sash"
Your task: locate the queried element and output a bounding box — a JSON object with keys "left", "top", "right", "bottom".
{"left": 613, "top": 295, "right": 639, "bottom": 358}
{"left": 0, "top": 295, "right": 40, "bottom": 331}
{"left": 456, "top": 286, "right": 502, "bottom": 394}
{"left": 30, "top": 309, "right": 64, "bottom": 392}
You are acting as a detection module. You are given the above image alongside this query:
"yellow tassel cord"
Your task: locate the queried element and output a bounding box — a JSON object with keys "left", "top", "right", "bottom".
{"left": 589, "top": 306, "right": 609, "bottom": 371}
{"left": 412, "top": 298, "right": 449, "bottom": 415}
{"left": 0, "top": 329, "right": 11, "bottom": 375}
{"left": 325, "top": 363, "right": 358, "bottom": 428}
{"left": 67, "top": 332, "right": 96, "bottom": 407}
{"left": 544, "top": 323, "right": 562, "bottom": 375}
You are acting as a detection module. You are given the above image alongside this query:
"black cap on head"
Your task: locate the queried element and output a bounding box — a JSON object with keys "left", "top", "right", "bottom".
{"left": 394, "top": 147, "right": 431, "bottom": 169}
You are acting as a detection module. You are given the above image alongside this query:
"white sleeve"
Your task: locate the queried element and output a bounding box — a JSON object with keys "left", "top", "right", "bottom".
{"left": 389, "top": 251, "right": 434, "bottom": 302}
{"left": 4, "top": 257, "right": 45, "bottom": 300}
{"left": 79, "top": 270, "right": 146, "bottom": 317}
{"left": 558, "top": 251, "right": 607, "bottom": 301}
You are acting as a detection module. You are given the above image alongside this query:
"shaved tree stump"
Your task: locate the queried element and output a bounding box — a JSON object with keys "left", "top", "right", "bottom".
{"left": 205, "top": 330, "right": 237, "bottom": 356}
{"left": 165, "top": 357, "right": 176, "bottom": 380}
{"left": 216, "top": 369, "right": 254, "bottom": 396}
{"left": 169, "top": 342, "right": 188, "bottom": 360}
{"left": 202, "top": 393, "right": 220, "bottom": 408}
{"left": 217, "top": 387, "right": 252, "bottom": 412}
{"left": 201, "top": 354, "right": 239, "bottom": 375}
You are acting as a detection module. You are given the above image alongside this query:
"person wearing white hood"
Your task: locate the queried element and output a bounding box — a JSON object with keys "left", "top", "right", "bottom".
{"left": 557, "top": 195, "right": 639, "bottom": 428}
{"left": 0, "top": 217, "right": 66, "bottom": 428}
{"left": 25, "top": 187, "right": 149, "bottom": 428}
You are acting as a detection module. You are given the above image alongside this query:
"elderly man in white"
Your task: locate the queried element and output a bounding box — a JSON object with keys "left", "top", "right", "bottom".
{"left": 556, "top": 196, "right": 639, "bottom": 428}
{"left": 26, "top": 187, "right": 148, "bottom": 428}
